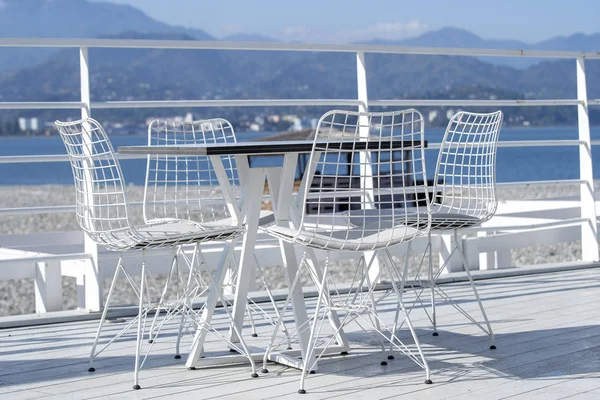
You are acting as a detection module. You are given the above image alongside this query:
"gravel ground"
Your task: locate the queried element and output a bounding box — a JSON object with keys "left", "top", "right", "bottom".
{"left": 0, "top": 182, "right": 594, "bottom": 316}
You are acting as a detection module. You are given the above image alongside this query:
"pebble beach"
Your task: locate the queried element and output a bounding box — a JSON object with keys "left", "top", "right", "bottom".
{"left": 0, "top": 182, "right": 593, "bottom": 316}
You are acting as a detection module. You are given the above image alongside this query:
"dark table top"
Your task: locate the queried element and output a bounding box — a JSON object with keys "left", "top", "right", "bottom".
{"left": 118, "top": 139, "right": 427, "bottom": 156}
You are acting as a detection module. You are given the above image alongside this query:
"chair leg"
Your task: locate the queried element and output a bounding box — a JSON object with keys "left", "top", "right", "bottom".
{"left": 298, "top": 263, "right": 329, "bottom": 395}
{"left": 428, "top": 232, "right": 437, "bottom": 336}
{"left": 247, "top": 302, "right": 258, "bottom": 337}
{"left": 385, "top": 251, "right": 432, "bottom": 384}
{"left": 389, "top": 241, "right": 413, "bottom": 358}
{"left": 176, "top": 242, "right": 202, "bottom": 358}
{"left": 173, "top": 251, "right": 186, "bottom": 359}
{"left": 261, "top": 256, "right": 305, "bottom": 374}
{"left": 399, "top": 300, "right": 432, "bottom": 384}
{"left": 186, "top": 241, "right": 237, "bottom": 368}
{"left": 133, "top": 252, "right": 147, "bottom": 390}
{"left": 148, "top": 251, "right": 178, "bottom": 344}
{"left": 363, "top": 263, "right": 388, "bottom": 364}
{"left": 454, "top": 230, "right": 495, "bottom": 349}
{"left": 88, "top": 256, "right": 123, "bottom": 372}
{"left": 254, "top": 255, "right": 292, "bottom": 347}
{"left": 215, "top": 287, "right": 259, "bottom": 378}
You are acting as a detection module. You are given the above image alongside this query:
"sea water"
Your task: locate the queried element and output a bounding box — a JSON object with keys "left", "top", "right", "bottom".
{"left": 0, "top": 126, "right": 598, "bottom": 185}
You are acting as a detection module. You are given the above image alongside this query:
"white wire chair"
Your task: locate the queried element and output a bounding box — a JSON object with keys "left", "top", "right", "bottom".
{"left": 55, "top": 117, "right": 258, "bottom": 390}
{"left": 143, "top": 118, "right": 291, "bottom": 356}
{"left": 260, "top": 109, "right": 433, "bottom": 394}
{"left": 404, "top": 110, "right": 503, "bottom": 350}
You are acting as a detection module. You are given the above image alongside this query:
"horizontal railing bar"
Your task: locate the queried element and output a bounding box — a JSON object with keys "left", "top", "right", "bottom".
{"left": 0, "top": 98, "right": 583, "bottom": 111}
{"left": 0, "top": 154, "right": 147, "bottom": 164}
{"left": 0, "top": 252, "right": 93, "bottom": 264}
{"left": 0, "top": 102, "right": 86, "bottom": 110}
{"left": 0, "top": 199, "right": 144, "bottom": 216}
{"left": 91, "top": 99, "right": 363, "bottom": 108}
{"left": 0, "top": 178, "right": 591, "bottom": 216}
{"left": 426, "top": 139, "right": 585, "bottom": 150}
{"left": 0, "top": 140, "right": 586, "bottom": 164}
{"left": 371, "top": 99, "right": 582, "bottom": 107}
{"left": 0, "top": 205, "right": 75, "bottom": 215}
{"left": 0, "top": 38, "right": 598, "bottom": 59}
{"left": 498, "top": 140, "right": 585, "bottom": 147}
{"left": 463, "top": 217, "right": 589, "bottom": 233}
{"left": 496, "top": 179, "right": 587, "bottom": 188}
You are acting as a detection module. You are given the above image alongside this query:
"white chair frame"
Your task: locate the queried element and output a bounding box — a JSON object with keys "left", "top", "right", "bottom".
{"left": 260, "top": 109, "right": 433, "bottom": 394}
{"left": 55, "top": 118, "right": 257, "bottom": 390}
{"left": 143, "top": 118, "right": 291, "bottom": 356}
{"left": 402, "top": 110, "right": 503, "bottom": 350}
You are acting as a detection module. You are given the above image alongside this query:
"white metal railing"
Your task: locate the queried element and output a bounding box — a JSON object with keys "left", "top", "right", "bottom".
{"left": 0, "top": 38, "right": 598, "bottom": 313}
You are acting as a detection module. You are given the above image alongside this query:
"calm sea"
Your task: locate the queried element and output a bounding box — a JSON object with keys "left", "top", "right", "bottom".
{"left": 0, "top": 127, "right": 598, "bottom": 185}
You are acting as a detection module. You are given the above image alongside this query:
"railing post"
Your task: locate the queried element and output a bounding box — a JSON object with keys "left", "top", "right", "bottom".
{"left": 34, "top": 260, "right": 63, "bottom": 313}
{"left": 80, "top": 47, "right": 91, "bottom": 119}
{"left": 356, "top": 52, "right": 368, "bottom": 115}
{"left": 357, "top": 52, "right": 381, "bottom": 282}
{"left": 80, "top": 46, "right": 102, "bottom": 310}
{"left": 356, "top": 52, "right": 374, "bottom": 205}
{"left": 576, "top": 57, "right": 599, "bottom": 262}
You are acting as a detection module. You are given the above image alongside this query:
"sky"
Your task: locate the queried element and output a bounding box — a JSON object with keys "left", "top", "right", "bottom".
{"left": 97, "top": 0, "right": 600, "bottom": 43}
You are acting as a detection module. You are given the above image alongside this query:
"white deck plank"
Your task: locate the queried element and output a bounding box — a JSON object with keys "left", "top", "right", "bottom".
{"left": 0, "top": 267, "right": 598, "bottom": 399}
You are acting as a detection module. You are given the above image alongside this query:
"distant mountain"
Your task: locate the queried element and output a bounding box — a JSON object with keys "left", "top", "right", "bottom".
{"left": 1, "top": 1, "right": 600, "bottom": 128}
{"left": 3, "top": 30, "right": 599, "bottom": 127}
{"left": 393, "top": 27, "right": 527, "bottom": 50}
{"left": 0, "top": 0, "right": 215, "bottom": 71}
{"left": 362, "top": 27, "right": 600, "bottom": 68}
{"left": 536, "top": 32, "right": 600, "bottom": 51}
{"left": 221, "top": 34, "right": 278, "bottom": 42}
{"left": 1, "top": 1, "right": 599, "bottom": 74}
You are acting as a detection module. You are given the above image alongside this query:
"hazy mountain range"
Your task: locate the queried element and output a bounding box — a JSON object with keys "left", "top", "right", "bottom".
{"left": 1, "top": 0, "right": 598, "bottom": 72}
{"left": 0, "top": 0, "right": 598, "bottom": 126}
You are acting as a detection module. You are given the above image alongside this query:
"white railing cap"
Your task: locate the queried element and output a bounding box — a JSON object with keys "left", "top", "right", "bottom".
{"left": 1, "top": 38, "right": 599, "bottom": 59}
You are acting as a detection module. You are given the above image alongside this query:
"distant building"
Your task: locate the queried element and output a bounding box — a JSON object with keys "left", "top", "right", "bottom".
{"left": 428, "top": 110, "right": 438, "bottom": 123}
{"left": 18, "top": 117, "right": 42, "bottom": 133}
{"left": 287, "top": 117, "right": 303, "bottom": 131}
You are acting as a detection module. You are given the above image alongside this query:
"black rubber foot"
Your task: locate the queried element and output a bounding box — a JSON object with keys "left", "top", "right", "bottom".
{"left": 287, "top": 347, "right": 293, "bottom": 350}
{"left": 432, "top": 332, "right": 439, "bottom": 337}
{"left": 309, "top": 370, "right": 316, "bottom": 374}
{"left": 148, "top": 339, "right": 154, "bottom": 344}
{"left": 298, "top": 389, "right": 306, "bottom": 394}
{"left": 188, "top": 367, "right": 196, "bottom": 371}
{"left": 229, "top": 349, "right": 238, "bottom": 353}
{"left": 174, "top": 354, "right": 181, "bottom": 359}
{"left": 340, "top": 351, "right": 349, "bottom": 355}
{"left": 380, "top": 361, "right": 388, "bottom": 366}
{"left": 251, "top": 373, "right": 259, "bottom": 378}
{"left": 133, "top": 384, "right": 141, "bottom": 390}
{"left": 251, "top": 333, "right": 258, "bottom": 337}
{"left": 88, "top": 367, "right": 95, "bottom": 372}
{"left": 261, "top": 368, "right": 269, "bottom": 373}
{"left": 387, "top": 355, "right": 395, "bottom": 360}
{"left": 425, "top": 379, "right": 433, "bottom": 384}
{"left": 490, "top": 345, "right": 497, "bottom": 350}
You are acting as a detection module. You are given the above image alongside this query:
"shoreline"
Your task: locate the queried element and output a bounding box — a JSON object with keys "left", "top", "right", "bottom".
{"left": 0, "top": 182, "right": 595, "bottom": 316}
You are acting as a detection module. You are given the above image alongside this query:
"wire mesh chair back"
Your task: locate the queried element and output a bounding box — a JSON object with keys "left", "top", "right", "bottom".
{"left": 55, "top": 118, "right": 132, "bottom": 245}
{"left": 433, "top": 111, "right": 503, "bottom": 222}
{"left": 144, "top": 118, "right": 239, "bottom": 224}
{"left": 294, "top": 109, "right": 430, "bottom": 251}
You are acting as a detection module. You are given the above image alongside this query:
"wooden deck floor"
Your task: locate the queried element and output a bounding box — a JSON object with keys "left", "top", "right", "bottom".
{"left": 1, "top": 267, "right": 600, "bottom": 399}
